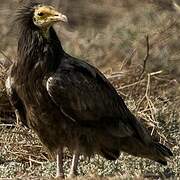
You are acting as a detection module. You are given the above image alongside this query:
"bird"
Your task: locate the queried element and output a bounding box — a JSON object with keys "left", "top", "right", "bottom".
{"left": 6, "top": 2, "right": 173, "bottom": 179}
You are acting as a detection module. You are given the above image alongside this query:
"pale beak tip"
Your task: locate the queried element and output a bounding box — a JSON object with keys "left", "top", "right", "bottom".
{"left": 61, "top": 14, "right": 68, "bottom": 23}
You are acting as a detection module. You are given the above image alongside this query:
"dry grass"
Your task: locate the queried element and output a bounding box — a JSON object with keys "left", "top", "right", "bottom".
{"left": 0, "top": 0, "right": 180, "bottom": 179}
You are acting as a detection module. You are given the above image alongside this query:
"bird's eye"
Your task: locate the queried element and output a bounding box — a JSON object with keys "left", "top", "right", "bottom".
{"left": 38, "top": 12, "right": 44, "bottom": 16}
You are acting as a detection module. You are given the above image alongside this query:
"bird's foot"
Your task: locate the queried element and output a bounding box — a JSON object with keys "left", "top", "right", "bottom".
{"left": 55, "top": 174, "right": 64, "bottom": 180}
{"left": 67, "top": 172, "right": 77, "bottom": 179}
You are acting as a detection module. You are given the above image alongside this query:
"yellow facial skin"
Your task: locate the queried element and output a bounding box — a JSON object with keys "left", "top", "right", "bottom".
{"left": 33, "top": 5, "right": 68, "bottom": 29}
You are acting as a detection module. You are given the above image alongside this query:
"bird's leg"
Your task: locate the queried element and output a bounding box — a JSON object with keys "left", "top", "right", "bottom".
{"left": 56, "top": 148, "right": 64, "bottom": 179}
{"left": 15, "top": 109, "right": 20, "bottom": 126}
{"left": 68, "top": 151, "right": 80, "bottom": 178}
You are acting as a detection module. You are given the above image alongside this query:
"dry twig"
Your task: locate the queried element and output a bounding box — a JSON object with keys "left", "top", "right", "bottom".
{"left": 139, "top": 35, "right": 150, "bottom": 80}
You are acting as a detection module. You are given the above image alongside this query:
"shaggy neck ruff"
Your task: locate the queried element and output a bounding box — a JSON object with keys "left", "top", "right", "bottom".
{"left": 15, "top": 3, "right": 64, "bottom": 76}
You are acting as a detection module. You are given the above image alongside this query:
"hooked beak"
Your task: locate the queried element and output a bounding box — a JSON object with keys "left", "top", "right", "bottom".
{"left": 53, "top": 12, "right": 68, "bottom": 23}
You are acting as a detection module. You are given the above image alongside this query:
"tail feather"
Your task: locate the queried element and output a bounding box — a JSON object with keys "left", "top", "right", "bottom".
{"left": 153, "top": 142, "right": 173, "bottom": 165}
{"left": 155, "top": 142, "right": 173, "bottom": 157}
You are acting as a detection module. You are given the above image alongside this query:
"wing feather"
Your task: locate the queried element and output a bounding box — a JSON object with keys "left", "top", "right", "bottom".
{"left": 6, "top": 70, "right": 28, "bottom": 127}
{"left": 46, "top": 60, "right": 134, "bottom": 137}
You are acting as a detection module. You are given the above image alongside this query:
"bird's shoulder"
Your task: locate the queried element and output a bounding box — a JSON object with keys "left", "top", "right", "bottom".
{"left": 46, "top": 55, "right": 126, "bottom": 121}
{"left": 56, "top": 54, "right": 117, "bottom": 92}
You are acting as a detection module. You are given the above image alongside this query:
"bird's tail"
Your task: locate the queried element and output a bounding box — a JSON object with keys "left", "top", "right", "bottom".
{"left": 118, "top": 137, "right": 173, "bottom": 165}
{"left": 152, "top": 142, "right": 173, "bottom": 165}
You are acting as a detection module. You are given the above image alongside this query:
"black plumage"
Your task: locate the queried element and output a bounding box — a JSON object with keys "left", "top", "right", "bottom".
{"left": 6, "top": 2, "right": 173, "bottom": 178}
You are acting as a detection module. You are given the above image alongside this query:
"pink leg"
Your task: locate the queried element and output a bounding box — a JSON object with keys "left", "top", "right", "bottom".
{"left": 68, "top": 151, "right": 79, "bottom": 178}
{"left": 56, "top": 148, "right": 64, "bottom": 179}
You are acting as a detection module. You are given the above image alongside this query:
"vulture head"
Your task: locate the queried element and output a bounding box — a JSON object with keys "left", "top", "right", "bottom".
{"left": 31, "top": 5, "right": 68, "bottom": 40}
{"left": 32, "top": 5, "right": 68, "bottom": 29}
{"left": 16, "top": 3, "right": 68, "bottom": 39}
